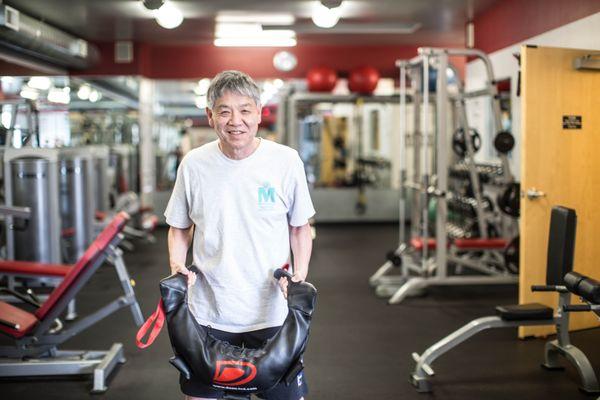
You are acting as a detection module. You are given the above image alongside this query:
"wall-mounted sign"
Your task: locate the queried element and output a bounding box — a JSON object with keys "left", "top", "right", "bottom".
{"left": 562, "top": 115, "right": 582, "bottom": 129}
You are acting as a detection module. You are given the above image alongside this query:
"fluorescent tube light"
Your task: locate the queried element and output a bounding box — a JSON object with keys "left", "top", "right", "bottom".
{"left": 214, "top": 37, "right": 297, "bottom": 47}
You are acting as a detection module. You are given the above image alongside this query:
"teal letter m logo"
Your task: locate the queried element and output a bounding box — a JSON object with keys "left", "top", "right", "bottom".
{"left": 258, "top": 186, "right": 276, "bottom": 203}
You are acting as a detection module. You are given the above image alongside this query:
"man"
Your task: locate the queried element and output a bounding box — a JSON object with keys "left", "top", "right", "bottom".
{"left": 165, "top": 70, "right": 315, "bottom": 400}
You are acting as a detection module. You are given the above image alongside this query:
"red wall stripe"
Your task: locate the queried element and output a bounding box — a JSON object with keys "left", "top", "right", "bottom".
{"left": 76, "top": 42, "right": 423, "bottom": 79}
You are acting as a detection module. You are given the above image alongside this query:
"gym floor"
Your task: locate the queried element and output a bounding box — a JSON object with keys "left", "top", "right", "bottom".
{"left": 1, "top": 224, "right": 599, "bottom": 399}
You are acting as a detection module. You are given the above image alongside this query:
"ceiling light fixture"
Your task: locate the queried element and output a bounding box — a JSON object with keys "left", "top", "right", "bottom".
{"left": 27, "top": 76, "right": 52, "bottom": 91}
{"left": 77, "top": 84, "right": 91, "bottom": 100}
{"left": 214, "top": 36, "right": 297, "bottom": 48}
{"left": 214, "top": 27, "right": 296, "bottom": 47}
{"left": 47, "top": 87, "right": 70, "bottom": 104}
{"left": 155, "top": 1, "right": 183, "bottom": 29}
{"left": 312, "top": 0, "right": 343, "bottom": 29}
{"left": 89, "top": 90, "right": 102, "bottom": 103}
{"left": 20, "top": 87, "right": 39, "bottom": 100}
{"left": 142, "top": 0, "right": 165, "bottom": 10}
{"left": 216, "top": 13, "right": 295, "bottom": 25}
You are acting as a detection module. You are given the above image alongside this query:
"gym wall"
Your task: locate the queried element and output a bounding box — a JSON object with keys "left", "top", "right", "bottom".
{"left": 465, "top": 10, "right": 600, "bottom": 179}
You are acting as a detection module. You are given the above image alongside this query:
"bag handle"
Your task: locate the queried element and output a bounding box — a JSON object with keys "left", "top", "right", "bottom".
{"left": 136, "top": 299, "right": 165, "bottom": 349}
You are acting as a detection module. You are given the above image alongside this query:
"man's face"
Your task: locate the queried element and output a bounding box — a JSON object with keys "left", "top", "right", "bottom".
{"left": 206, "top": 91, "right": 261, "bottom": 154}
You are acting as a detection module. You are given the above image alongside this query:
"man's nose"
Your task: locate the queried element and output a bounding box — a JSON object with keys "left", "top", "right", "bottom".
{"left": 227, "top": 110, "right": 242, "bottom": 125}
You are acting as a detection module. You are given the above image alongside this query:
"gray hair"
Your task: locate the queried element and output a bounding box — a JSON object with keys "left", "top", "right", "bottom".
{"left": 206, "top": 70, "right": 261, "bottom": 109}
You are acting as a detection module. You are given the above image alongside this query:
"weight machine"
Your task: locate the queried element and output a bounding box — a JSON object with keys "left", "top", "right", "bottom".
{"left": 371, "top": 47, "right": 518, "bottom": 304}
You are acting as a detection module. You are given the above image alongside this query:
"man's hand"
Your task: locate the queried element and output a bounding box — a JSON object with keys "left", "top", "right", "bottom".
{"left": 278, "top": 272, "right": 304, "bottom": 299}
{"left": 171, "top": 263, "right": 197, "bottom": 287}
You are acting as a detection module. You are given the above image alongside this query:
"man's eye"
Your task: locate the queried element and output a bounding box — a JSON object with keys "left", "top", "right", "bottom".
{"left": 241, "top": 110, "right": 250, "bottom": 114}
{"left": 219, "top": 111, "right": 230, "bottom": 116}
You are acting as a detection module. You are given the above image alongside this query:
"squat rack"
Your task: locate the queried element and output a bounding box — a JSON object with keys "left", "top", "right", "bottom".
{"left": 372, "top": 47, "right": 518, "bottom": 304}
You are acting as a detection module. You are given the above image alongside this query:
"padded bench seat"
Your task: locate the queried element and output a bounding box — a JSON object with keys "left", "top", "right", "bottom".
{"left": 0, "top": 261, "right": 72, "bottom": 277}
{"left": 495, "top": 303, "right": 554, "bottom": 321}
{"left": 410, "top": 237, "right": 509, "bottom": 251}
{"left": 0, "top": 301, "right": 38, "bottom": 338}
{"left": 454, "top": 238, "right": 508, "bottom": 249}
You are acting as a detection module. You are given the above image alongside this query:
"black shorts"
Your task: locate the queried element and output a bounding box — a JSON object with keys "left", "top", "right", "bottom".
{"left": 179, "top": 326, "right": 308, "bottom": 399}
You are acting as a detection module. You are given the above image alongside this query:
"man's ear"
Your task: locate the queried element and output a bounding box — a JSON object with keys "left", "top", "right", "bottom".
{"left": 206, "top": 107, "right": 214, "bottom": 128}
{"left": 257, "top": 106, "right": 262, "bottom": 124}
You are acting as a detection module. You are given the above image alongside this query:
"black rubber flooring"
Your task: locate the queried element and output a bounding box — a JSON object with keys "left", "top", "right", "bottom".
{"left": 2, "top": 224, "right": 599, "bottom": 399}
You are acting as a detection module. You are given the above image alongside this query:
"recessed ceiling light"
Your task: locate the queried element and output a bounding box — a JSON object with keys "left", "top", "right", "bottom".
{"left": 214, "top": 36, "right": 297, "bottom": 48}
{"left": 216, "top": 13, "right": 295, "bottom": 25}
{"left": 27, "top": 76, "right": 51, "bottom": 91}
{"left": 312, "top": 1, "right": 342, "bottom": 29}
{"left": 155, "top": 2, "right": 183, "bottom": 29}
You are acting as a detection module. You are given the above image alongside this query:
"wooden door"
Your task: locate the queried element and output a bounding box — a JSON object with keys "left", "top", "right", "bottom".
{"left": 520, "top": 46, "right": 600, "bottom": 337}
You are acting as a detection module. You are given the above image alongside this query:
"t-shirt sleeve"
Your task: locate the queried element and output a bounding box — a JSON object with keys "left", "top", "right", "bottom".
{"left": 287, "top": 152, "right": 316, "bottom": 227}
{"left": 164, "top": 161, "right": 193, "bottom": 229}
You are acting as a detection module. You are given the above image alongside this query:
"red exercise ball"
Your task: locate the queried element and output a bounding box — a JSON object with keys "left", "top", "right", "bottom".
{"left": 306, "top": 67, "right": 338, "bottom": 92}
{"left": 348, "top": 66, "right": 380, "bottom": 94}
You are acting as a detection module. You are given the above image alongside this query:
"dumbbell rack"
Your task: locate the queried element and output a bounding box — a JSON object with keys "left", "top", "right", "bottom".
{"left": 371, "top": 47, "right": 518, "bottom": 304}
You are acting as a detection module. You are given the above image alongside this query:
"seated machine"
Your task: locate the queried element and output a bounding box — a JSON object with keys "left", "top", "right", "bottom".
{"left": 0, "top": 212, "right": 143, "bottom": 393}
{"left": 411, "top": 206, "right": 600, "bottom": 394}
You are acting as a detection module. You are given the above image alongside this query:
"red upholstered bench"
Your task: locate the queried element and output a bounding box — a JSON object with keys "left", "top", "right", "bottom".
{"left": 410, "top": 237, "right": 508, "bottom": 252}
{"left": 0, "top": 261, "right": 72, "bottom": 277}
{"left": 0, "top": 212, "right": 143, "bottom": 393}
{"left": 0, "top": 212, "right": 129, "bottom": 338}
{"left": 453, "top": 238, "right": 508, "bottom": 249}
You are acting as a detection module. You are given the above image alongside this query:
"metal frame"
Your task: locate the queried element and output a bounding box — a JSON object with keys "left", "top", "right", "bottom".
{"left": 370, "top": 47, "right": 518, "bottom": 304}
{"left": 410, "top": 291, "right": 600, "bottom": 394}
{"left": 0, "top": 234, "right": 143, "bottom": 393}
{"left": 0, "top": 99, "right": 39, "bottom": 148}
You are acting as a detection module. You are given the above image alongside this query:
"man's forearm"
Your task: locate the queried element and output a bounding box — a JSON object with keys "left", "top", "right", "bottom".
{"left": 289, "top": 223, "right": 312, "bottom": 281}
{"left": 168, "top": 226, "right": 193, "bottom": 273}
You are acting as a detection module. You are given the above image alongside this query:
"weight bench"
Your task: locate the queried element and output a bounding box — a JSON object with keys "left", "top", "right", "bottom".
{"left": 0, "top": 212, "right": 144, "bottom": 393}
{"left": 373, "top": 235, "right": 516, "bottom": 303}
{"left": 411, "top": 206, "right": 600, "bottom": 394}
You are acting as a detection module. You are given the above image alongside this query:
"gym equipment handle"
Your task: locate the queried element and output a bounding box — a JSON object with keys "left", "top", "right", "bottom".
{"left": 531, "top": 285, "right": 567, "bottom": 292}
{"left": 274, "top": 268, "right": 294, "bottom": 281}
{"left": 563, "top": 304, "right": 592, "bottom": 312}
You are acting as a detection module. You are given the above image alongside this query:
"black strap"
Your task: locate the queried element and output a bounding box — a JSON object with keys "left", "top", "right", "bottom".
{"left": 283, "top": 359, "right": 304, "bottom": 386}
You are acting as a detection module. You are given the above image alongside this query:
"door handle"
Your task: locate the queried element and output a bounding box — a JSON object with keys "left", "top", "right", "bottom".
{"left": 526, "top": 188, "right": 546, "bottom": 200}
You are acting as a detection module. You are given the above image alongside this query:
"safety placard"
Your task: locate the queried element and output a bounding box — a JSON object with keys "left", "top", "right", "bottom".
{"left": 562, "top": 115, "right": 582, "bottom": 129}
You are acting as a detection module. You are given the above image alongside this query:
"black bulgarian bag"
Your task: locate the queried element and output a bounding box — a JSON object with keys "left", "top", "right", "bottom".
{"left": 136, "top": 267, "right": 317, "bottom": 398}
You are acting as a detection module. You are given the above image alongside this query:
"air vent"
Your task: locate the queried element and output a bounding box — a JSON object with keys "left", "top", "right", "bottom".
{"left": 4, "top": 5, "right": 19, "bottom": 31}
{"left": 0, "top": 4, "right": 99, "bottom": 69}
{"left": 115, "top": 41, "right": 133, "bottom": 63}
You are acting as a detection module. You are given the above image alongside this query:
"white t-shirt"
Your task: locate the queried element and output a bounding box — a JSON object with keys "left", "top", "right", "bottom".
{"left": 164, "top": 139, "right": 315, "bottom": 332}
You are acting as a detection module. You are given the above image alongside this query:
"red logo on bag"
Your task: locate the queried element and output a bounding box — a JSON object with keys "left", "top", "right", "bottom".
{"left": 213, "top": 360, "right": 257, "bottom": 386}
